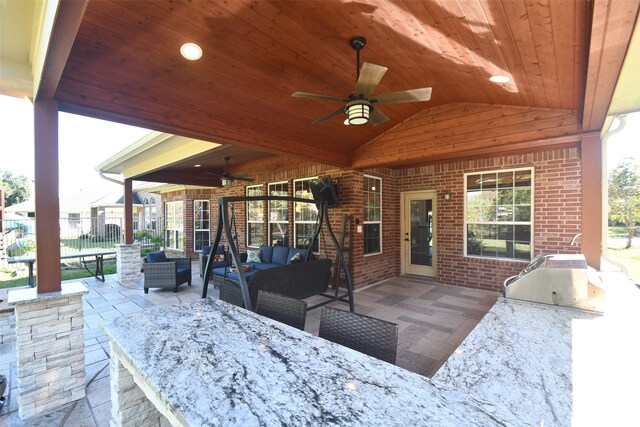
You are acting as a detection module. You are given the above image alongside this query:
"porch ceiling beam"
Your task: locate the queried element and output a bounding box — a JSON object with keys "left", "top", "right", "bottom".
{"left": 581, "top": 0, "right": 640, "bottom": 131}
{"left": 36, "top": 0, "right": 88, "bottom": 100}
{"left": 135, "top": 170, "right": 220, "bottom": 188}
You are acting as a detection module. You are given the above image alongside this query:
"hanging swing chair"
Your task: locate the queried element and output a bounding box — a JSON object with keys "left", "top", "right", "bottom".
{"left": 201, "top": 195, "right": 354, "bottom": 312}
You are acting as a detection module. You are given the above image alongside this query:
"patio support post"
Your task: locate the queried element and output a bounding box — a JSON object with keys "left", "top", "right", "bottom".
{"left": 34, "top": 99, "right": 61, "bottom": 293}
{"left": 581, "top": 133, "right": 602, "bottom": 270}
{"left": 124, "top": 178, "right": 134, "bottom": 244}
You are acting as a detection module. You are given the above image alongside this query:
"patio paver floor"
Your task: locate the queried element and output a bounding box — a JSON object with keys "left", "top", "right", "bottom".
{"left": 0, "top": 266, "right": 498, "bottom": 426}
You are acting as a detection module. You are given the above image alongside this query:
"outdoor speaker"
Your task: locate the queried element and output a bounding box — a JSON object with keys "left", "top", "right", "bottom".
{"left": 311, "top": 178, "right": 339, "bottom": 208}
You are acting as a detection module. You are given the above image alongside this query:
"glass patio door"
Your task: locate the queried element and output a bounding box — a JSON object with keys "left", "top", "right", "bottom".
{"left": 402, "top": 191, "right": 436, "bottom": 277}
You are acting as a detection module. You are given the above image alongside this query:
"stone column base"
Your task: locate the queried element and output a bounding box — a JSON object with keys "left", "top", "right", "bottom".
{"left": 8, "top": 282, "right": 88, "bottom": 420}
{"left": 116, "top": 244, "right": 142, "bottom": 283}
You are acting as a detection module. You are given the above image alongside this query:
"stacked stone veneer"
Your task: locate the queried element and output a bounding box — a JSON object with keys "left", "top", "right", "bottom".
{"left": 116, "top": 243, "right": 142, "bottom": 283}
{"left": 0, "top": 309, "right": 16, "bottom": 344}
{"left": 9, "top": 283, "right": 88, "bottom": 420}
{"left": 110, "top": 344, "right": 170, "bottom": 426}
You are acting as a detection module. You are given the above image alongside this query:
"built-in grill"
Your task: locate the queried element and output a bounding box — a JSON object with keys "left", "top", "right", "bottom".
{"left": 504, "top": 254, "right": 604, "bottom": 312}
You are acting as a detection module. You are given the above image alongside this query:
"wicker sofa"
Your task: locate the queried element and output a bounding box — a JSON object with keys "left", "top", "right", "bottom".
{"left": 216, "top": 257, "right": 332, "bottom": 309}
{"left": 212, "top": 245, "right": 309, "bottom": 283}
{"left": 143, "top": 251, "right": 192, "bottom": 293}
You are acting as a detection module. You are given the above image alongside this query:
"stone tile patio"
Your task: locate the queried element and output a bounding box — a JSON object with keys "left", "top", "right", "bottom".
{"left": 0, "top": 265, "right": 498, "bottom": 426}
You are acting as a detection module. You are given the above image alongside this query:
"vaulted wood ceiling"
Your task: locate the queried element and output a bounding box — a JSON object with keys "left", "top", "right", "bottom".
{"left": 48, "top": 0, "right": 639, "bottom": 183}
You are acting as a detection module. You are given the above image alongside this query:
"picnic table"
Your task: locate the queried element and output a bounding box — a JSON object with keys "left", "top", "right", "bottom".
{"left": 8, "top": 249, "right": 117, "bottom": 287}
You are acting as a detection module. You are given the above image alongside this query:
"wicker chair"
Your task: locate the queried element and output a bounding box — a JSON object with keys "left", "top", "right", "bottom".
{"left": 256, "top": 290, "right": 308, "bottom": 330}
{"left": 319, "top": 307, "right": 399, "bottom": 364}
{"left": 143, "top": 251, "right": 192, "bottom": 294}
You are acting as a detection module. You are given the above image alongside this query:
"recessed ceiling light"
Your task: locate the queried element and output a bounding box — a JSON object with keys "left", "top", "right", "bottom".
{"left": 194, "top": 164, "right": 201, "bottom": 168}
{"left": 180, "top": 43, "right": 202, "bottom": 61}
{"left": 489, "top": 75, "right": 510, "bottom": 83}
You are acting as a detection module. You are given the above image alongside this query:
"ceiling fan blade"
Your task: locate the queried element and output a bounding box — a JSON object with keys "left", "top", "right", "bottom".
{"left": 369, "top": 108, "right": 389, "bottom": 126}
{"left": 203, "top": 171, "right": 223, "bottom": 178}
{"left": 228, "top": 174, "right": 255, "bottom": 182}
{"left": 373, "top": 88, "right": 432, "bottom": 105}
{"left": 354, "top": 63, "right": 388, "bottom": 98}
{"left": 292, "top": 92, "right": 349, "bottom": 102}
{"left": 312, "top": 107, "right": 345, "bottom": 124}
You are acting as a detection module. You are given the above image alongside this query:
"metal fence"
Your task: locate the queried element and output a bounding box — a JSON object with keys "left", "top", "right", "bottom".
{"left": 1, "top": 216, "right": 164, "bottom": 259}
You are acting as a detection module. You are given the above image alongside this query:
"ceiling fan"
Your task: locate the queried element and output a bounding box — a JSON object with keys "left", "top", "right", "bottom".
{"left": 205, "top": 156, "right": 255, "bottom": 187}
{"left": 292, "top": 36, "right": 432, "bottom": 126}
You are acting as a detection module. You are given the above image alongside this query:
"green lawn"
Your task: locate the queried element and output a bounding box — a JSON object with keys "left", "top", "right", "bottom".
{"left": 0, "top": 261, "right": 117, "bottom": 290}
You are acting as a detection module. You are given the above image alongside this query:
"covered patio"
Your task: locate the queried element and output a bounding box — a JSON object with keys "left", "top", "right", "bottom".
{"left": 2, "top": 0, "right": 640, "bottom": 424}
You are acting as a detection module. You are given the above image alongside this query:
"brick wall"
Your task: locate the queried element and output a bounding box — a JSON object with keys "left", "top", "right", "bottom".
{"left": 158, "top": 146, "right": 582, "bottom": 292}
{"left": 396, "top": 147, "right": 582, "bottom": 291}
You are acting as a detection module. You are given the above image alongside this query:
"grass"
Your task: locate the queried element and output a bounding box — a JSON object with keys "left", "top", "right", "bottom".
{"left": 608, "top": 226, "right": 640, "bottom": 238}
{"left": 0, "top": 260, "right": 117, "bottom": 290}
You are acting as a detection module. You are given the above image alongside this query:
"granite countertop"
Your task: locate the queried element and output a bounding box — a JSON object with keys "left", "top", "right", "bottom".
{"left": 102, "top": 298, "right": 518, "bottom": 427}
{"left": 434, "top": 274, "right": 640, "bottom": 426}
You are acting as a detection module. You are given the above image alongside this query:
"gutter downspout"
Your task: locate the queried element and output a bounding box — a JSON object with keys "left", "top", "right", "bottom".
{"left": 98, "top": 170, "right": 124, "bottom": 186}
{"left": 601, "top": 115, "right": 629, "bottom": 274}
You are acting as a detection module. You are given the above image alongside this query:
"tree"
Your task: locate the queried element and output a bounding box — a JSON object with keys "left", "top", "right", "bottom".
{"left": 0, "top": 170, "right": 30, "bottom": 207}
{"left": 608, "top": 161, "right": 640, "bottom": 249}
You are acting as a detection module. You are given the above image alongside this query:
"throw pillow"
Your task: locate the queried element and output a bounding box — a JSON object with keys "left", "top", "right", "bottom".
{"left": 247, "top": 249, "right": 262, "bottom": 263}
{"left": 213, "top": 254, "right": 225, "bottom": 262}
{"left": 290, "top": 252, "right": 302, "bottom": 263}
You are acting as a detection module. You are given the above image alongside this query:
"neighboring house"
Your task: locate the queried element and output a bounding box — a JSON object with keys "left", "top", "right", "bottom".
{"left": 2, "top": 189, "right": 161, "bottom": 239}
{"left": 89, "top": 189, "right": 161, "bottom": 237}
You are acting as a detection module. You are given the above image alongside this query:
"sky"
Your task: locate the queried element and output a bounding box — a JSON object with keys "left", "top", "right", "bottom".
{"left": 0, "top": 94, "right": 150, "bottom": 198}
{"left": 1, "top": 94, "right": 639, "bottom": 200}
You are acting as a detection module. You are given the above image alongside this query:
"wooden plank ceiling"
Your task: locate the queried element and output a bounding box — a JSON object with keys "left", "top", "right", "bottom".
{"left": 49, "top": 0, "right": 635, "bottom": 182}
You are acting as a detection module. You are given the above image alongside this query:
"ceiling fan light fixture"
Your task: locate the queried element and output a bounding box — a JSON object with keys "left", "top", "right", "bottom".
{"left": 221, "top": 177, "right": 233, "bottom": 188}
{"left": 346, "top": 100, "right": 371, "bottom": 125}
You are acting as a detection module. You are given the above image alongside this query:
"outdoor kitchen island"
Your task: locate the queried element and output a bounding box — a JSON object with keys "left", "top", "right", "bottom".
{"left": 101, "top": 298, "right": 518, "bottom": 426}
{"left": 101, "top": 273, "right": 639, "bottom": 426}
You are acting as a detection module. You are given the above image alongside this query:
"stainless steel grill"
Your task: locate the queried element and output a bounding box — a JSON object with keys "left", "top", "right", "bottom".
{"left": 504, "top": 254, "right": 604, "bottom": 312}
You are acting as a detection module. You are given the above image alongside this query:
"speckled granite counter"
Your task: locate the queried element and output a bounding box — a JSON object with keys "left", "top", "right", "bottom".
{"left": 434, "top": 274, "right": 640, "bottom": 427}
{"left": 102, "top": 298, "right": 518, "bottom": 426}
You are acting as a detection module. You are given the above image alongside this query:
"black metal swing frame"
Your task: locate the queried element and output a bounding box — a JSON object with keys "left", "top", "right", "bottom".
{"left": 201, "top": 195, "right": 355, "bottom": 312}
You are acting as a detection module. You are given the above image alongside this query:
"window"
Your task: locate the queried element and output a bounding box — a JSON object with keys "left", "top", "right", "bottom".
{"left": 294, "top": 177, "right": 319, "bottom": 252}
{"left": 363, "top": 175, "right": 382, "bottom": 255}
{"left": 194, "top": 200, "right": 210, "bottom": 251}
{"left": 465, "top": 168, "right": 533, "bottom": 260}
{"left": 144, "top": 198, "right": 158, "bottom": 230}
{"left": 268, "top": 182, "right": 289, "bottom": 246}
{"left": 246, "top": 185, "right": 264, "bottom": 247}
{"left": 165, "top": 201, "right": 184, "bottom": 250}
{"left": 68, "top": 213, "right": 81, "bottom": 229}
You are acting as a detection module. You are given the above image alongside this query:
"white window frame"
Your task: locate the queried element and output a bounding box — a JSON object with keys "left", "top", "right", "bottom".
{"left": 68, "top": 213, "right": 81, "bottom": 229}
{"left": 293, "top": 176, "right": 319, "bottom": 252}
{"left": 363, "top": 174, "right": 382, "bottom": 256}
{"left": 463, "top": 167, "right": 534, "bottom": 261}
{"left": 193, "top": 199, "right": 210, "bottom": 252}
{"left": 165, "top": 201, "right": 184, "bottom": 250}
{"left": 246, "top": 185, "right": 264, "bottom": 248}
{"left": 268, "top": 181, "right": 289, "bottom": 247}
